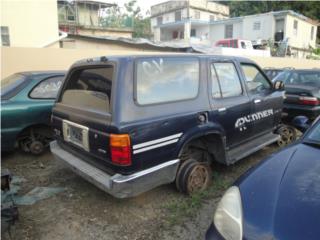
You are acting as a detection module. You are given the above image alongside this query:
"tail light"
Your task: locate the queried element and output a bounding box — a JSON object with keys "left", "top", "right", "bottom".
{"left": 299, "top": 96, "right": 319, "bottom": 106}
{"left": 110, "top": 134, "right": 131, "bottom": 166}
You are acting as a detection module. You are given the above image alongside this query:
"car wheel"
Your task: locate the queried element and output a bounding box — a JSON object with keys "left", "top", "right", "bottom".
{"left": 18, "top": 127, "right": 52, "bottom": 155}
{"left": 277, "top": 125, "right": 297, "bottom": 147}
{"left": 29, "top": 140, "right": 44, "bottom": 155}
{"left": 176, "top": 158, "right": 212, "bottom": 195}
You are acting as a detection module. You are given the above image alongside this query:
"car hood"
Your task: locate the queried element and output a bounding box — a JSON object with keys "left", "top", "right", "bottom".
{"left": 238, "top": 143, "right": 320, "bottom": 240}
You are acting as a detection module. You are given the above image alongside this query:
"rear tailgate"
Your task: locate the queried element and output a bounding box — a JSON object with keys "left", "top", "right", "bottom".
{"left": 52, "top": 65, "right": 116, "bottom": 166}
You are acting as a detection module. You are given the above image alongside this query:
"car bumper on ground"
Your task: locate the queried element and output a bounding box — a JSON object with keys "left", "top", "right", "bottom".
{"left": 283, "top": 104, "right": 320, "bottom": 120}
{"left": 50, "top": 141, "right": 180, "bottom": 198}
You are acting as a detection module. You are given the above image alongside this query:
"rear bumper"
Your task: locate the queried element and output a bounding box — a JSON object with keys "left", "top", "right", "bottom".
{"left": 50, "top": 141, "right": 180, "bottom": 198}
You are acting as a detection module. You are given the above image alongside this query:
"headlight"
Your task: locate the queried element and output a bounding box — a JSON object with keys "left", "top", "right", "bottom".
{"left": 214, "top": 186, "right": 243, "bottom": 240}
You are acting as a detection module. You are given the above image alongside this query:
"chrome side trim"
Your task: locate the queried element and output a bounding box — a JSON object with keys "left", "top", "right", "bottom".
{"left": 133, "top": 133, "right": 183, "bottom": 150}
{"left": 112, "top": 159, "right": 180, "bottom": 183}
{"left": 133, "top": 139, "right": 179, "bottom": 154}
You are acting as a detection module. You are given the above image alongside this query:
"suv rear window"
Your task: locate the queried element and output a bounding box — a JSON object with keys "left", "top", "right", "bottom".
{"left": 136, "top": 57, "right": 199, "bottom": 105}
{"left": 61, "top": 66, "right": 113, "bottom": 112}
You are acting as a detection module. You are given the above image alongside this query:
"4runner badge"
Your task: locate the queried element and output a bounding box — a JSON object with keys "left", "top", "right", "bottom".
{"left": 235, "top": 109, "right": 273, "bottom": 131}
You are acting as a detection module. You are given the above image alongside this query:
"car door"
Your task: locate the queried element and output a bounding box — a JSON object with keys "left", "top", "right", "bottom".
{"left": 240, "top": 63, "right": 283, "bottom": 136}
{"left": 208, "top": 59, "right": 254, "bottom": 148}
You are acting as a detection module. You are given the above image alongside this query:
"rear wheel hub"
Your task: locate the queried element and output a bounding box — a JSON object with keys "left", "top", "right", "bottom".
{"left": 29, "top": 141, "right": 44, "bottom": 155}
{"left": 277, "top": 125, "right": 297, "bottom": 147}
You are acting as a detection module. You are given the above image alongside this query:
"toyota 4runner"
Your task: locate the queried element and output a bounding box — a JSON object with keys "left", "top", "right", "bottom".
{"left": 50, "top": 54, "right": 285, "bottom": 198}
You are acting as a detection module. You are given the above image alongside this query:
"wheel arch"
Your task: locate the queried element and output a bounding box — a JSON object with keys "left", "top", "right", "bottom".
{"left": 175, "top": 129, "right": 227, "bottom": 165}
{"left": 17, "top": 123, "right": 52, "bottom": 139}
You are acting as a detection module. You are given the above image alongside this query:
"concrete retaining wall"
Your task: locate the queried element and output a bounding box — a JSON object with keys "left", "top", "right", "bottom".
{"left": 1, "top": 47, "right": 319, "bottom": 79}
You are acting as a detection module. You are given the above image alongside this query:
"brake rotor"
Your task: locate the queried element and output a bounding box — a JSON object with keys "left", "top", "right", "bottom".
{"left": 29, "top": 141, "right": 44, "bottom": 155}
{"left": 277, "top": 126, "right": 297, "bottom": 147}
{"left": 187, "top": 164, "right": 211, "bottom": 194}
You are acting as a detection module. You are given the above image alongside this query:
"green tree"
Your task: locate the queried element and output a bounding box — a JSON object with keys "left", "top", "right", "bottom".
{"left": 101, "top": 0, "right": 152, "bottom": 39}
{"left": 124, "top": 0, "right": 152, "bottom": 38}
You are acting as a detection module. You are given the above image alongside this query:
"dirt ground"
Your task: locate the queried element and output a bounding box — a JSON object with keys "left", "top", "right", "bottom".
{"left": 1, "top": 145, "right": 279, "bottom": 240}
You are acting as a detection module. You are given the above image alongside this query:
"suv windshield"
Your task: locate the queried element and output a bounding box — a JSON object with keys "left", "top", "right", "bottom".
{"left": 1, "top": 73, "right": 27, "bottom": 99}
{"left": 61, "top": 66, "right": 114, "bottom": 113}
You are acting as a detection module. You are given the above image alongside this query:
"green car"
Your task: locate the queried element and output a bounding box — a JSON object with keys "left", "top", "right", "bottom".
{"left": 1, "top": 71, "right": 65, "bottom": 154}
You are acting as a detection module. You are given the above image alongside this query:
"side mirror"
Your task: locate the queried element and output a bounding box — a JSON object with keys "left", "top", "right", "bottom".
{"left": 274, "top": 80, "right": 284, "bottom": 91}
{"left": 292, "top": 116, "right": 310, "bottom": 133}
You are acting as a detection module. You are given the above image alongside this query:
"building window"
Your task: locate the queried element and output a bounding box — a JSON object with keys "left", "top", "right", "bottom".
{"left": 173, "top": 31, "right": 178, "bottom": 39}
{"left": 225, "top": 24, "right": 233, "bottom": 38}
{"left": 253, "top": 21, "right": 261, "bottom": 30}
{"left": 293, "top": 20, "right": 298, "bottom": 36}
{"left": 175, "top": 11, "right": 181, "bottom": 21}
{"left": 194, "top": 10, "right": 200, "bottom": 20}
{"left": 157, "top": 16, "right": 163, "bottom": 25}
{"left": 191, "top": 29, "right": 196, "bottom": 37}
{"left": 210, "top": 15, "right": 215, "bottom": 22}
{"left": 180, "top": 31, "right": 184, "bottom": 39}
{"left": 67, "top": 6, "right": 75, "bottom": 21}
{"left": 1, "top": 26, "right": 10, "bottom": 46}
{"left": 311, "top": 26, "right": 314, "bottom": 40}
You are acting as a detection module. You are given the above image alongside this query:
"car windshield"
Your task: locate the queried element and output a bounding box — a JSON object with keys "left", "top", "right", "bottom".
{"left": 272, "top": 70, "right": 291, "bottom": 82}
{"left": 264, "top": 69, "right": 284, "bottom": 80}
{"left": 1, "top": 73, "right": 27, "bottom": 99}
{"left": 304, "top": 120, "right": 320, "bottom": 146}
{"left": 284, "top": 71, "right": 320, "bottom": 86}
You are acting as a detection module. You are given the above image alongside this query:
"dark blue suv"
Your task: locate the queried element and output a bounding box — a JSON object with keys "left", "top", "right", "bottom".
{"left": 50, "top": 54, "right": 285, "bottom": 198}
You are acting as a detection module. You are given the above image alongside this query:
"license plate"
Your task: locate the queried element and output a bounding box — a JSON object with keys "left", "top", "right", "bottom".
{"left": 62, "top": 120, "right": 89, "bottom": 151}
{"left": 69, "top": 126, "right": 83, "bottom": 145}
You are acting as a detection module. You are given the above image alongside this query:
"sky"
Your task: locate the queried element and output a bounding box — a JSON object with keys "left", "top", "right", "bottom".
{"left": 115, "top": 0, "right": 168, "bottom": 15}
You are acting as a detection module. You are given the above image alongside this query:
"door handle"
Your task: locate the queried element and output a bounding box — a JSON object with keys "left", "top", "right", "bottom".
{"left": 218, "top": 107, "right": 226, "bottom": 113}
{"left": 254, "top": 99, "right": 261, "bottom": 104}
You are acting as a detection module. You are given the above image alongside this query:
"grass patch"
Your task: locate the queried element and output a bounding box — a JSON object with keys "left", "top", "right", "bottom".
{"left": 162, "top": 172, "right": 232, "bottom": 227}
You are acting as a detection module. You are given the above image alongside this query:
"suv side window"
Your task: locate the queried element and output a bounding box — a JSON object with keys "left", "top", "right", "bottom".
{"left": 30, "top": 76, "right": 64, "bottom": 99}
{"left": 136, "top": 57, "right": 199, "bottom": 105}
{"left": 211, "top": 62, "right": 242, "bottom": 98}
{"left": 241, "top": 64, "right": 271, "bottom": 94}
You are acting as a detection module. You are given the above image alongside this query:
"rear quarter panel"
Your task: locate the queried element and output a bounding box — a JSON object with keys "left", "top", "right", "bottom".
{"left": 1, "top": 79, "right": 54, "bottom": 150}
{"left": 117, "top": 57, "right": 225, "bottom": 171}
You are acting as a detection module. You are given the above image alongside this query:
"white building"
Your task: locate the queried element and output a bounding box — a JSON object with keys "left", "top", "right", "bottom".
{"left": 209, "top": 10, "right": 319, "bottom": 58}
{"left": 1, "top": 0, "right": 62, "bottom": 48}
{"left": 150, "top": 0, "right": 229, "bottom": 44}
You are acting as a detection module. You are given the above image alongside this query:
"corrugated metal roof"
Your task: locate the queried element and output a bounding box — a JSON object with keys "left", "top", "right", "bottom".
{"left": 68, "top": 34, "right": 212, "bottom": 52}
{"left": 75, "top": 0, "right": 116, "bottom": 6}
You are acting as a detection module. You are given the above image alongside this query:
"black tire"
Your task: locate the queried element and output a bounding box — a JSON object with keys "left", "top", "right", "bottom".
{"left": 175, "top": 159, "right": 197, "bottom": 192}
{"left": 176, "top": 158, "right": 212, "bottom": 195}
